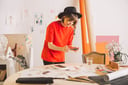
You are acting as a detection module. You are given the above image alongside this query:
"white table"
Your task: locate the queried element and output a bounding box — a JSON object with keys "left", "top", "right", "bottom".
{"left": 3, "top": 64, "right": 99, "bottom": 85}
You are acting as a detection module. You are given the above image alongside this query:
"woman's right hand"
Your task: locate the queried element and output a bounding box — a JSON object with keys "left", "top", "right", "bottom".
{"left": 63, "top": 45, "right": 69, "bottom": 52}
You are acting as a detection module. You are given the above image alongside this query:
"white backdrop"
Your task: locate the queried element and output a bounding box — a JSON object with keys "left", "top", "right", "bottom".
{"left": 0, "top": 0, "right": 128, "bottom": 67}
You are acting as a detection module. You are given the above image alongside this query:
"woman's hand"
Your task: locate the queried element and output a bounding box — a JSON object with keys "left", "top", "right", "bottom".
{"left": 68, "top": 45, "right": 79, "bottom": 52}
{"left": 63, "top": 45, "right": 70, "bottom": 52}
{"left": 48, "top": 42, "right": 70, "bottom": 52}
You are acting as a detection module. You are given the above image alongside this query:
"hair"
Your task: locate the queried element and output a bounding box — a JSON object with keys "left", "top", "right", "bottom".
{"left": 61, "top": 14, "right": 78, "bottom": 35}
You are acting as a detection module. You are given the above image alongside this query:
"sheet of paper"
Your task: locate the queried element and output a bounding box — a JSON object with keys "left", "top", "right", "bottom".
{"left": 19, "top": 64, "right": 98, "bottom": 79}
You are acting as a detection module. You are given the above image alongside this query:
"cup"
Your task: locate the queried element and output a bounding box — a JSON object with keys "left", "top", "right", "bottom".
{"left": 86, "top": 57, "right": 93, "bottom": 71}
{"left": 86, "top": 57, "right": 93, "bottom": 65}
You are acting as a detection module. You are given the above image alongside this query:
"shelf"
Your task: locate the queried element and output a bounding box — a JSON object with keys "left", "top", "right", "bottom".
{"left": 0, "top": 81, "right": 3, "bottom": 85}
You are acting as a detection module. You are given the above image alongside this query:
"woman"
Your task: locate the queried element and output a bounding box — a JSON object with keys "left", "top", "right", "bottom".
{"left": 41, "top": 6, "right": 82, "bottom": 65}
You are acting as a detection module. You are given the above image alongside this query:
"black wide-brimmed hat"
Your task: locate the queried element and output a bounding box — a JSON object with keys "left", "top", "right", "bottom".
{"left": 58, "top": 6, "right": 82, "bottom": 19}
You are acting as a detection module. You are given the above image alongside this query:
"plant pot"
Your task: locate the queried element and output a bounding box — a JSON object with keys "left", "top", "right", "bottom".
{"left": 114, "top": 54, "right": 122, "bottom": 62}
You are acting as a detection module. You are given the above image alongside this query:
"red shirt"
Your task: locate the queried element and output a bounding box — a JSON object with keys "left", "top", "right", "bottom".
{"left": 41, "top": 21, "right": 74, "bottom": 62}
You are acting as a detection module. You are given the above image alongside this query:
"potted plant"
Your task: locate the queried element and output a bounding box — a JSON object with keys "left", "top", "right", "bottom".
{"left": 106, "top": 40, "right": 122, "bottom": 62}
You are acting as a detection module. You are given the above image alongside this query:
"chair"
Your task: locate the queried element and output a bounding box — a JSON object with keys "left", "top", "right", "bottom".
{"left": 82, "top": 51, "right": 106, "bottom": 64}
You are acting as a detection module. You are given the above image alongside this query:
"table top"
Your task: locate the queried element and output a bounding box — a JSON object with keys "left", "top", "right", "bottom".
{"left": 3, "top": 64, "right": 101, "bottom": 85}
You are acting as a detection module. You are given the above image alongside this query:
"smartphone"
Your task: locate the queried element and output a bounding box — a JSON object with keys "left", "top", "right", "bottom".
{"left": 70, "top": 47, "right": 79, "bottom": 51}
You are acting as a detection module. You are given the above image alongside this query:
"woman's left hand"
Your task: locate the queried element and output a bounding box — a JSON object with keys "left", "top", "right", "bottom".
{"left": 68, "top": 46, "right": 79, "bottom": 51}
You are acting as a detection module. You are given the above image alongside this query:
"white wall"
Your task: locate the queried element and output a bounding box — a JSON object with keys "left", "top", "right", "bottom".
{"left": 87, "top": 0, "right": 128, "bottom": 53}
{"left": 0, "top": 0, "right": 128, "bottom": 67}
{"left": 0, "top": 0, "right": 28, "bottom": 33}
{"left": 0, "top": 0, "right": 83, "bottom": 67}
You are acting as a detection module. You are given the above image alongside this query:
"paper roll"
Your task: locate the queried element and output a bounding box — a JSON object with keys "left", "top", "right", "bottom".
{"left": 104, "top": 68, "right": 128, "bottom": 81}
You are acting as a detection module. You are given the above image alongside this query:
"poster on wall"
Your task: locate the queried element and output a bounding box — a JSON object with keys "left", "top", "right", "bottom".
{"left": 5, "top": 16, "right": 16, "bottom": 25}
{"left": 96, "top": 35, "right": 119, "bottom": 52}
{"left": 96, "top": 35, "right": 119, "bottom": 64}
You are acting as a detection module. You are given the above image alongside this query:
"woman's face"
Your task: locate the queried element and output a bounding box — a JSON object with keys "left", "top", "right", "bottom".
{"left": 63, "top": 17, "right": 75, "bottom": 27}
